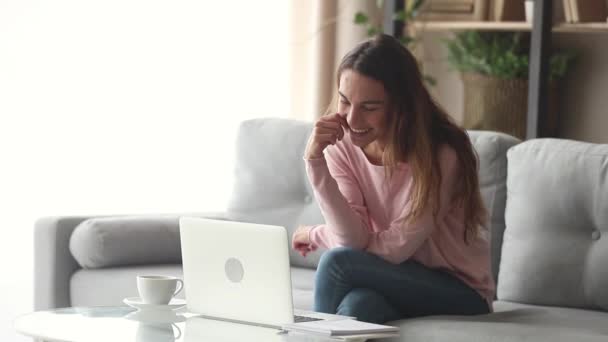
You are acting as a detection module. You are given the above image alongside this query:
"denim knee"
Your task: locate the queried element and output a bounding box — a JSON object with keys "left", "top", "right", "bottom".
{"left": 337, "top": 288, "right": 377, "bottom": 315}
{"left": 317, "top": 247, "right": 362, "bottom": 274}
{"left": 337, "top": 288, "right": 400, "bottom": 324}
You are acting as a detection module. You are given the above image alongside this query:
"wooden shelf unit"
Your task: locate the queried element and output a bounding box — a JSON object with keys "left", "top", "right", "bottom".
{"left": 411, "top": 21, "right": 608, "bottom": 33}
{"left": 384, "top": 0, "right": 608, "bottom": 139}
{"left": 556, "top": 22, "right": 608, "bottom": 33}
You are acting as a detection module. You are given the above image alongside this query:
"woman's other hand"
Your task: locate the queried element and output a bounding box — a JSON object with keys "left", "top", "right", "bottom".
{"left": 292, "top": 225, "right": 318, "bottom": 257}
{"left": 304, "top": 113, "right": 349, "bottom": 160}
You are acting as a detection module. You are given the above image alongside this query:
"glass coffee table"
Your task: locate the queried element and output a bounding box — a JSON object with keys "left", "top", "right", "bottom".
{"left": 14, "top": 306, "right": 385, "bottom": 342}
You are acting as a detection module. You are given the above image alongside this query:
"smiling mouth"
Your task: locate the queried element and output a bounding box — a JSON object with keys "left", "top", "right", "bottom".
{"left": 350, "top": 128, "right": 372, "bottom": 135}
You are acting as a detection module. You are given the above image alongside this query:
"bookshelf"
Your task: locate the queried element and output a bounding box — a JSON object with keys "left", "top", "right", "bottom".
{"left": 412, "top": 21, "right": 532, "bottom": 31}
{"left": 384, "top": 0, "right": 608, "bottom": 139}
{"left": 555, "top": 22, "right": 608, "bottom": 33}
{"left": 411, "top": 21, "right": 608, "bottom": 33}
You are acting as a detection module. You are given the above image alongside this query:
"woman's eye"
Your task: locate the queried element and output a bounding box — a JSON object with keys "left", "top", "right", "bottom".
{"left": 362, "top": 106, "right": 378, "bottom": 111}
{"left": 339, "top": 99, "right": 350, "bottom": 105}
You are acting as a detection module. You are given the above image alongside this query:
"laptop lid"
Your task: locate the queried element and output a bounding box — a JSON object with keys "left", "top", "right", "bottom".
{"left": 179, "top": 217, "right": 295, "bottom": 328}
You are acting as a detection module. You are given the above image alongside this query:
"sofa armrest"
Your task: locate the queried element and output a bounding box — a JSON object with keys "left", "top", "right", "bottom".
{"left": 34, "top": 216, "right": 94, "bottom": 310}
{"left": 34, "top": 211, "right": 230, "bottom": 310}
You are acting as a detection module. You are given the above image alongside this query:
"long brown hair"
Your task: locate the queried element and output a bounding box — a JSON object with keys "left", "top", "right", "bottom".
{"left": 328, "top": 34, "right": 487, "bottom": 242}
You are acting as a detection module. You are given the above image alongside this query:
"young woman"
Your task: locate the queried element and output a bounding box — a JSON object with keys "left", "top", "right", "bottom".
{"left": 291, "top": 34, "right": 494, "bottom": 324}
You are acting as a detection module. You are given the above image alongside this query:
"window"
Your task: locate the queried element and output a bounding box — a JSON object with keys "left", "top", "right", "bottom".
{"left": 0, "top": 2, "right": 289, "bottom": 340}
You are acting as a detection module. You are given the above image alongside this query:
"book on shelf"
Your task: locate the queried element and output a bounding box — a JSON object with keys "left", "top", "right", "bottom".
{"left": 417, "top": 0, "right": 488, "bottom": 21}
{"left": 472, "top": 0, "right": 489, "bottom": 21}
{"left": 569, "top": 0, "right": 607, "bottom": 22}
{"left": 429, "top": 4, "right": 474, "bottom": 13}
{"left": 428, "top": 0, "right": 474, "bottom": 13}
{"left": 425, "top": 0, "right": 475, "bottom": 7}
{"left": 563, "top": 0, "right": 573, "bottom": 22}
{"left": 493, "top": 0, "right": 525, "bottom": 21}
{"left": 282, "top": 319, "right": 399, "bottom": 337}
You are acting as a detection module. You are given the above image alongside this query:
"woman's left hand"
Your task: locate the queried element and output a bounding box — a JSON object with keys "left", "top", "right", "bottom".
{"left": 292, "top": 226, "right": 318, "bottom": 257}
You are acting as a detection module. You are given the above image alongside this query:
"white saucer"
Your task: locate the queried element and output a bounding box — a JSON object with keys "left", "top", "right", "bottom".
{"left": 123, "top": 297, "right": 187, "bottom": 311}
{"left": 124, "top": 310, "right": 187, "bottom": 324}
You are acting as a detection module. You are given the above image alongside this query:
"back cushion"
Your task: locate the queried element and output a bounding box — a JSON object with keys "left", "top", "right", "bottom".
{"left": 70, "top": 216, "right": 182, "bottom": 269}
{"left": 498, "top": 139, "right": 608, "bottom": 311}
{"left": 227, "top": 118, "right": 325, "bottom": 268}
{"left": 468, "top": 131, "right": 521, "bottom": 284}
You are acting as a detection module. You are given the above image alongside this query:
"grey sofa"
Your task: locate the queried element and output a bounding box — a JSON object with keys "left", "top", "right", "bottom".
{"left": 34, "top": 118, "right": 608, "bottom": 341}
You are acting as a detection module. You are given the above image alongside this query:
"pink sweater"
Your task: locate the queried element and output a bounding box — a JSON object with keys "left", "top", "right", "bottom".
{"left": 305, "top": 134, "right": 495, "bottom": 308}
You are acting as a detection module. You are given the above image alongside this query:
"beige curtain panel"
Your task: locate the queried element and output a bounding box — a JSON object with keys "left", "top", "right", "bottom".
{"left": 288, "top": 0, "right": 380, "bottom": 121}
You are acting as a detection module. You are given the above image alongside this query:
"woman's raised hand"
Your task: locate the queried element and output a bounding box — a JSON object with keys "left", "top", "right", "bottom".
{"left": 292, "top": 225, "right": 317, "bottom": 257}
{"left": 304, "top": 113, "right": 349, "bottom": 160}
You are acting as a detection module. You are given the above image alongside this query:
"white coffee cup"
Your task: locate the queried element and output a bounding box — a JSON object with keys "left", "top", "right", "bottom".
{"left": 137, "top": 275, "right": 184, "bottom": 305}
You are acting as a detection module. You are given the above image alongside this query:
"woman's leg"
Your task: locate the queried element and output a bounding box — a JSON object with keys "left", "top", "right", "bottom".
{"left": 314, "top": 247, "right": 489, "bottom": 320}
{"left": 336, "top": 288, "right": 402, "bottom": 324}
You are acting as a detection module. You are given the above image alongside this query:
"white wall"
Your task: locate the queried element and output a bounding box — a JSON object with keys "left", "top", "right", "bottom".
{"left": 0, "top": 1, "right": 288, "bottom": 340}
{"left": 553, "top": 33, "right": 608, "bottom": 143}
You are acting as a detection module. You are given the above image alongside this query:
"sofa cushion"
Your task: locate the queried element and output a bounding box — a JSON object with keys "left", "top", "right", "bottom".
{"left": 227, "top": 118, "right": 326, "bottom": 269}
{"left": 70, "top": 216, "right": 182, "bottom": 269}
{"left": 383, "top": 301, "right": 608, "bottom": 342}
{"left": 70, "top": 264, "right": 315, "bottom": 310}
{"left": 499, "top": 139, "right": 608, "bottom": 310}
{"left": 70, "top": 264, "right": 184, "bottom": 306}
{"left": 467, "top": 131, "right": 520, "bottom": 284}
{"left": 288, "top": 267, "right": 315, "bottom": 311}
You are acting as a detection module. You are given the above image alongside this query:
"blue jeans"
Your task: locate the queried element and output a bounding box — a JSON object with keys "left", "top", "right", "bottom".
{"left": 314, "top": 247, "right": 490, "bottom": 324}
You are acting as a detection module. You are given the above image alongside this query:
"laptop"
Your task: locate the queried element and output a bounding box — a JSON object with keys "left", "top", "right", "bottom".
{"left": 179, "top": 217, "right": 352, "bottom": 329}
{"left": 184, "top": 315, "right": 284, "bottom": 342}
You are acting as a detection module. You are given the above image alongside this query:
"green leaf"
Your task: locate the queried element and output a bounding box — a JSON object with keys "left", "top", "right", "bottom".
{"left": 354, "top": 12, "right": 369, "bottom": 25}
{"left": 442, "top": 31, "right": 577, "bottom": 79}
{"left": 407, "top": 0, "right": 425, "bottom": 11}
{"left": 367, "top": 26, "right": 380, "bottom": 36}
{"left": 413, "top": 0, "right": 425, "bottom": 10}
{"left": 403, "top": 0, "right": 425, "bottom": 20}
{"left": 423, "top": 75, "right": 437, "bottom": 86}
{"left": 393, "top": 10, "right": 406, "bottom": 21}
{"left": 410, "top": 0, "right": 425, "bottom": 17}
{"left": 399, "top": 36, "right": 414, "bottom": 46}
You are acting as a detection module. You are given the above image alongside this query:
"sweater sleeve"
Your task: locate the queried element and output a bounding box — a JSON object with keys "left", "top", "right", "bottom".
{"left": 304, "top": 147, "right": 372, "bottom": 250}
{"left": 306, "top": 144, "right": 460, "bottom": 264}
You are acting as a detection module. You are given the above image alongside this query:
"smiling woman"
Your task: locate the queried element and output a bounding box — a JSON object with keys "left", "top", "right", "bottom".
{"left": 295, "top": 34, "right": 493, "bottom": 324}
{"left": 0, "top": 1, "right": 288, "bottom": 341}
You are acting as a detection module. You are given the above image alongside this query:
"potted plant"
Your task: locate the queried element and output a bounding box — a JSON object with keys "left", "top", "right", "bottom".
{"left": 444, "top": 31, "right": 577, "bottom": 139}
{"left": 354, "top": 0, "right": 436, "bottom": 85}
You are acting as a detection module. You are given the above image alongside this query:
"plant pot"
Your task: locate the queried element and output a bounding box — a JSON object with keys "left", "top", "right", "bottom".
{"left": 460, "top": 72, "right": 558, "bottom": 139}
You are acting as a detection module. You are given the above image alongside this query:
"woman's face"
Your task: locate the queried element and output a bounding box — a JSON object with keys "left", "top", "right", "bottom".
{"left": 338, "top": 69, "right": 389, "bottom": 150}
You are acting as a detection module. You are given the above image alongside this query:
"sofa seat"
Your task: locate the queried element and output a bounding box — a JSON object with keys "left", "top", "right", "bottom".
{"left": 290, "top": 267, "right": 316, "bottom": 311}
{"left": 385, "top": 301, "right": 608, "bottom": 342}
{"left": 71, "top": 264, "right": 608, "bottom": 342}
{"left": 70, "top": 264, "right": 185, "bottom": 307}
{"left": 70, "top": 265, "right": 316, "bottom": 310}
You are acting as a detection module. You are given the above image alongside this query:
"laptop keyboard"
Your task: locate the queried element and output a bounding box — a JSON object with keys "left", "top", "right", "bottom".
{"left": 294, "top": 315, "right": 323, "bottom": 323}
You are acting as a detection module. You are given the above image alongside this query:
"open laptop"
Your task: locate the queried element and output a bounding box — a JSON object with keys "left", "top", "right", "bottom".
{"left": 179, "top": 217, "right": 352, "bottom": 329}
